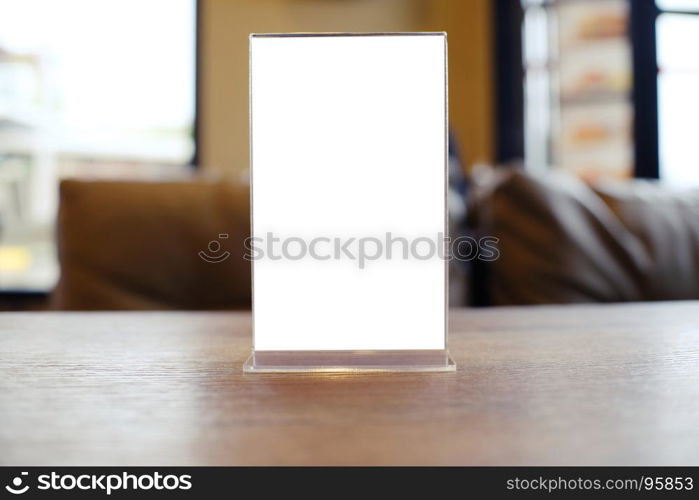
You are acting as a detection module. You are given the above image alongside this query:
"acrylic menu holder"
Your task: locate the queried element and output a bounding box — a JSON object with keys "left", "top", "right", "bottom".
{"left": 244, "top": 33, "right": 455, "bottom": 373}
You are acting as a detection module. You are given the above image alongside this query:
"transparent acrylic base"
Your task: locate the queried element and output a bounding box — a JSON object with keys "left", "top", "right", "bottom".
{"left": 243, "top": 349, "right": 456, "bottom": 373}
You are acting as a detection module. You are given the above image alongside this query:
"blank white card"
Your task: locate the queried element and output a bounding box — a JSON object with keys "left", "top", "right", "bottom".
{"left": 251, "top": 33, "right": 446, "bottom": 351}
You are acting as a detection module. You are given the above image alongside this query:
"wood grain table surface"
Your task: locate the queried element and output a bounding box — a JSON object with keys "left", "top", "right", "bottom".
{"left": 1, "top": 302, "right": 698, "bottom": 465}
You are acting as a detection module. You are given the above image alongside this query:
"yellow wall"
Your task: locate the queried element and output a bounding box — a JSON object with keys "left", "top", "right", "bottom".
{"left": 200, "top": 0, "right": 492, "bottom": 177}
{"left": 422, "top": 0, "right": 493, "bottom": 169}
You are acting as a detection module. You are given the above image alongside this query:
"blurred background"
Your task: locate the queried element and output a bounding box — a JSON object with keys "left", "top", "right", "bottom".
{"left": 1, "top": 0, "right": 698, "bottom": 311}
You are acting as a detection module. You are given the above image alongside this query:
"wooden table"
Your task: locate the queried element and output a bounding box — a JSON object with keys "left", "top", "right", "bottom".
{"left": 1, "top": 302, "right": 698, "bottom": 465}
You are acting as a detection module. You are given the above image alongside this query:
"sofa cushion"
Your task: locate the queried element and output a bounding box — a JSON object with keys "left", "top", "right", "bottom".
{"left": 593, "top": 181, "right": 699, "bottom": 300}
{"left": 469, "top": 167, "right": 699, "bottom": 305}
{"left": 52, "top": 180, "right": 251, "bottom": 310}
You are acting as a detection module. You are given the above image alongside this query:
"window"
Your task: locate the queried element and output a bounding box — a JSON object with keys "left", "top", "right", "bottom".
{"left": 656, "top": 0, "right": 699, "bottom": 185}
{"left": 521, "top": 0, "right": 633, "bottom": 181}
{"left": 513, "top": 0, "right": 699, "bottom": 186}
{"left": 0, "top": 0, "right": 197, "bottom": 291}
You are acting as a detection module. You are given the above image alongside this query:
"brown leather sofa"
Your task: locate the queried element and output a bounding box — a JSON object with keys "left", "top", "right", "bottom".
{"left": 468, "top": 167, "right": 699, "bottom": 305}
{"left": 52, "top": 170, "right": 699, "bottom": 310}
{"left": 51, "top": 180, "right": 251, "bottom": 310}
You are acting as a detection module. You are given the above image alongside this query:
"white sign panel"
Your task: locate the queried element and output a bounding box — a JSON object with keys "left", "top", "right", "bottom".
{"left": 250, "top": 33, "right": 447, "bottom": 354}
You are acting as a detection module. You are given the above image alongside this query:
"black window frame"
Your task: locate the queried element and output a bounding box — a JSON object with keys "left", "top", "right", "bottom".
{"left": 630, "top": 0, "right": 659, "bottom": 179}
{"left": 493, "top": 0, "right": 525, "bottom": 164}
